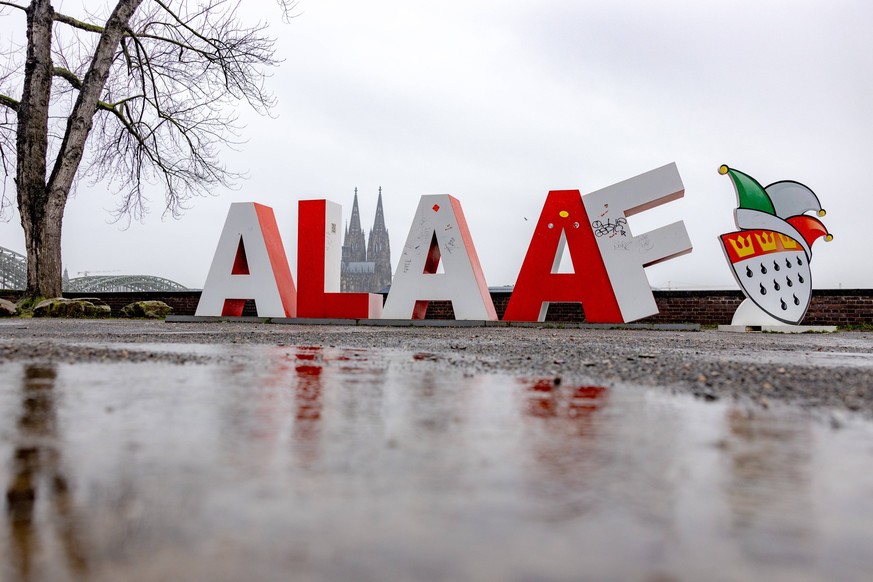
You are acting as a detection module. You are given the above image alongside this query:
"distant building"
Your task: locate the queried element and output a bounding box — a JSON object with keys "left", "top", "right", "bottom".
{"left": 341, "top": 188, "right": 392, "bottom": 293}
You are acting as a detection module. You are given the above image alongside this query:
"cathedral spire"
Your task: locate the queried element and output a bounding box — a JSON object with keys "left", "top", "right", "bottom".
{"left": 366, "top": 186, "right": 392, "bottom": 292}
{"left": 345, "top": 187, "right": 367, "bottom": 262}
{"left": 372, "top": 186, "right": 387, "bottom": 233}
{"left": 349, "top": 187, "right": 362, "bottom": 234}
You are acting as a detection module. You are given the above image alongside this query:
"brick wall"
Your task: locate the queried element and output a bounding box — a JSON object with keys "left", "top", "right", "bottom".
{"left": 2, "top": 289, "right": 871, "bottom": 326}
{"left": 383, "top": 290, "right": 873, "bottom": 325}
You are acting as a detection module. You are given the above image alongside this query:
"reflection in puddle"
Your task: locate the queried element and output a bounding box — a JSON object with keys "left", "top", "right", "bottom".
{"left": 706, "top": 350, "right": 873, "bottom": 369}
{"left": 524, "top": 378, "right": 607, "bottom": 420}
{"left": 722, "top": 409, "right": 815, "bottom": 567}
{"left": 521, "top": 379, "right": 608, "bottom": 523}
{"left": 1, "top": 347, "right": 873, "bottom": 581}
{"left": 294, "top": 361, "right": 324, "bottom": 467}
{"left": 5, "top": 365, "right": 88, "bottom": 581}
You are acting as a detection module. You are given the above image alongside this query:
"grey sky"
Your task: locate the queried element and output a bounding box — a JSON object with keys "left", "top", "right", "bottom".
{"left": 1, "top": 0, "right": 871, "bottom": 290}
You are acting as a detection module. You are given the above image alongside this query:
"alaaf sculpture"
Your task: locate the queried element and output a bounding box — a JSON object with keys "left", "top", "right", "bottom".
{"left": 195, "top": 164, "right": 694, "bottom": 323}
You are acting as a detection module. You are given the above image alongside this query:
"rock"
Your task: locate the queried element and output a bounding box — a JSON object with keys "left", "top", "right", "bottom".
{"left": 120, "top": 300, "right": 174, "bottom": 319}
{"left": 0, "top": 298, "right": 17, "bottom": 317}
{"left": 32, "top": 298, "right": 111, "bottom": 318}
{"left": 71, "top": 296, "right": 111, "bottom": 307}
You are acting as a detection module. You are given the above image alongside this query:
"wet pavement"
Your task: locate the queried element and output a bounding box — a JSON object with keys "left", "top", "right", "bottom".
{"left": 1, "top": 322, "right": 873, "bottom": 580}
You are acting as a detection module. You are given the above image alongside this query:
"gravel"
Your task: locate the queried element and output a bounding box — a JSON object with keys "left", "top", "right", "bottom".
{"left": 2, "top": 318, "right": 872, "bottom": 415}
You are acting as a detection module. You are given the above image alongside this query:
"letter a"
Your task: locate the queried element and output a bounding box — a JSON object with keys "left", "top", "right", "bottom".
{"left": 297, "top": 199, "right": 383, "bottom": 319}
{"left": 503, "top": 190, "right": 623, "bottom": 322}
{"left": 382, "top": 195, "right": 497, "bottom": 320}
{"left": 195, "top": 202, "right": 297, "bottom": 317}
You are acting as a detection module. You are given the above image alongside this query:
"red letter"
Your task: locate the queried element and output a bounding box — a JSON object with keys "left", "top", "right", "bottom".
{"left": 503, "top": 190, "right": 621, "bottom": 322}
{"left": 297, "top": 199, "right": 383, "bottom": 319}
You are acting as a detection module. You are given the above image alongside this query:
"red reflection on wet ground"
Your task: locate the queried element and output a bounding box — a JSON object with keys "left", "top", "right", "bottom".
{"left": 526, "top": 379, "right": 559, "bottom": 417}
{"left": 293, "top": 357, "right": 324, "bottom": 467}
{"left": 520, "top": 379, "right": 610, "bottom": 520}
{"left": 524, "top": 379, "right": 607, "bottom": 419}
{"left": 568, "top": 386, "right": 607, "bottom": 418}
{"left": 295, "top": 365, "right": 323, "bottom": 422}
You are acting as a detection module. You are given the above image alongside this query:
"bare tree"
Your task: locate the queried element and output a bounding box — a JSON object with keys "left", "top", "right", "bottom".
{"left": 0, "top": 0, "right": 295, "bottom": 298}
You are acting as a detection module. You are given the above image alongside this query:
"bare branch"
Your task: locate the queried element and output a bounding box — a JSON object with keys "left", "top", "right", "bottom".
{"left": 48, "top": 0, "right": 145, "bottom": 197}
{"left": 63, "top": 0, "right": 284, "bottom": 219}
{"left": 0, "top": 93, "right": 19, "bottom": 111}
{"left": 1, "top": 102, "right": 15, "bottom": 217}
{"left": 51, "top": 66, "right": 82, "bottom": 90}
{"left": 277, "top": 0, "right": 302, "bottom": 22}
{"left": 0, "top": 1, "right": 26, "bottom": 13}
{"left": 0, "top": 42, "right": 19, "bottom": 216}
{"left": 52, "top": 11, "right": 105, "bottom": 34}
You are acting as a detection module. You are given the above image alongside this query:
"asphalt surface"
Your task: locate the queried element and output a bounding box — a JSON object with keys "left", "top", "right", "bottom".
{"left": 2, "top": 318, "right": 872, "bottom": 415}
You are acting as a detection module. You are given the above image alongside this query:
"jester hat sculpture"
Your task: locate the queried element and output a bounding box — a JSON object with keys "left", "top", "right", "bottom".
{"left": 718, "top": 165, "right": 832, "bottom": 325}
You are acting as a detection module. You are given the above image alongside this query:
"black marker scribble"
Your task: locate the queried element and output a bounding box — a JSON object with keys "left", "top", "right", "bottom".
{"left": 591, "top": 218, "right": 628, "bottom": 238}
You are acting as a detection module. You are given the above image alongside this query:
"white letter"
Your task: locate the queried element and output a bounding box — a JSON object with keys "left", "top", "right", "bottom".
{"left": 382, "top": 195, "right": 496, "bottom": 320}
{"left": 195, "top": 203, "right": 297, "bottom": 317}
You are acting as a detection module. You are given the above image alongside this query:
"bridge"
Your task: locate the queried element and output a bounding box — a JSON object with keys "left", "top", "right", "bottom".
{"left": 0, "top": 246, "right": 27, "bottom": 290}
{"left": 0, "top": 246, "right": 189, "bottom": 292}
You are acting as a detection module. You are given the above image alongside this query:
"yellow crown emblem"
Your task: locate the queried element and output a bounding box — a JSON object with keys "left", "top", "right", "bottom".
{"left": 729, "top": 234, "right": 755, "bottom": 258}
{"left": 778, "top": 234, "right": 798, "bottom": 249}
{"left": 754, "top": 232, "right": 778, "bottom": 251}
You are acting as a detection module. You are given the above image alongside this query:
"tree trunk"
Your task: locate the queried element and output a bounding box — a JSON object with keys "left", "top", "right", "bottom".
{"left": 16, "top": 0, "right": 56, "bottom": 298}
{"left": 20, "top": 189, "right": 65, "bottom": 298}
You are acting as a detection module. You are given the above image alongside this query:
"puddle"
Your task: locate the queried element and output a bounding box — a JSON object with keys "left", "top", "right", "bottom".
{"left": 703, "top": 350, "right": 873, "bottom": 369}
{"left": 1, "top": 346, "right": 873, "bottom": 581}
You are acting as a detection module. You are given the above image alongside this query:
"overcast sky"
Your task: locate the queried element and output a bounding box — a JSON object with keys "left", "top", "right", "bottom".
{"left": 1, "top": 0, "right": 871, "bottom": 290}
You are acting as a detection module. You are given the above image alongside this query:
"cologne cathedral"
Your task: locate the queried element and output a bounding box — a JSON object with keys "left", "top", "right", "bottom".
{"left": 341, "top": 188, "right": 392, "bottom": 293}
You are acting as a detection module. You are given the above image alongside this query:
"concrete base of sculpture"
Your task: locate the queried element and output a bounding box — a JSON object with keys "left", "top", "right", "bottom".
{"left": 718, "top": 324, "right": 838, "bottom": 333}
{"left": 166, "top": 315, "right": 699, "bottom": 330}
{"left": 719, "top": 298, "right": 837, "bottom": 333}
